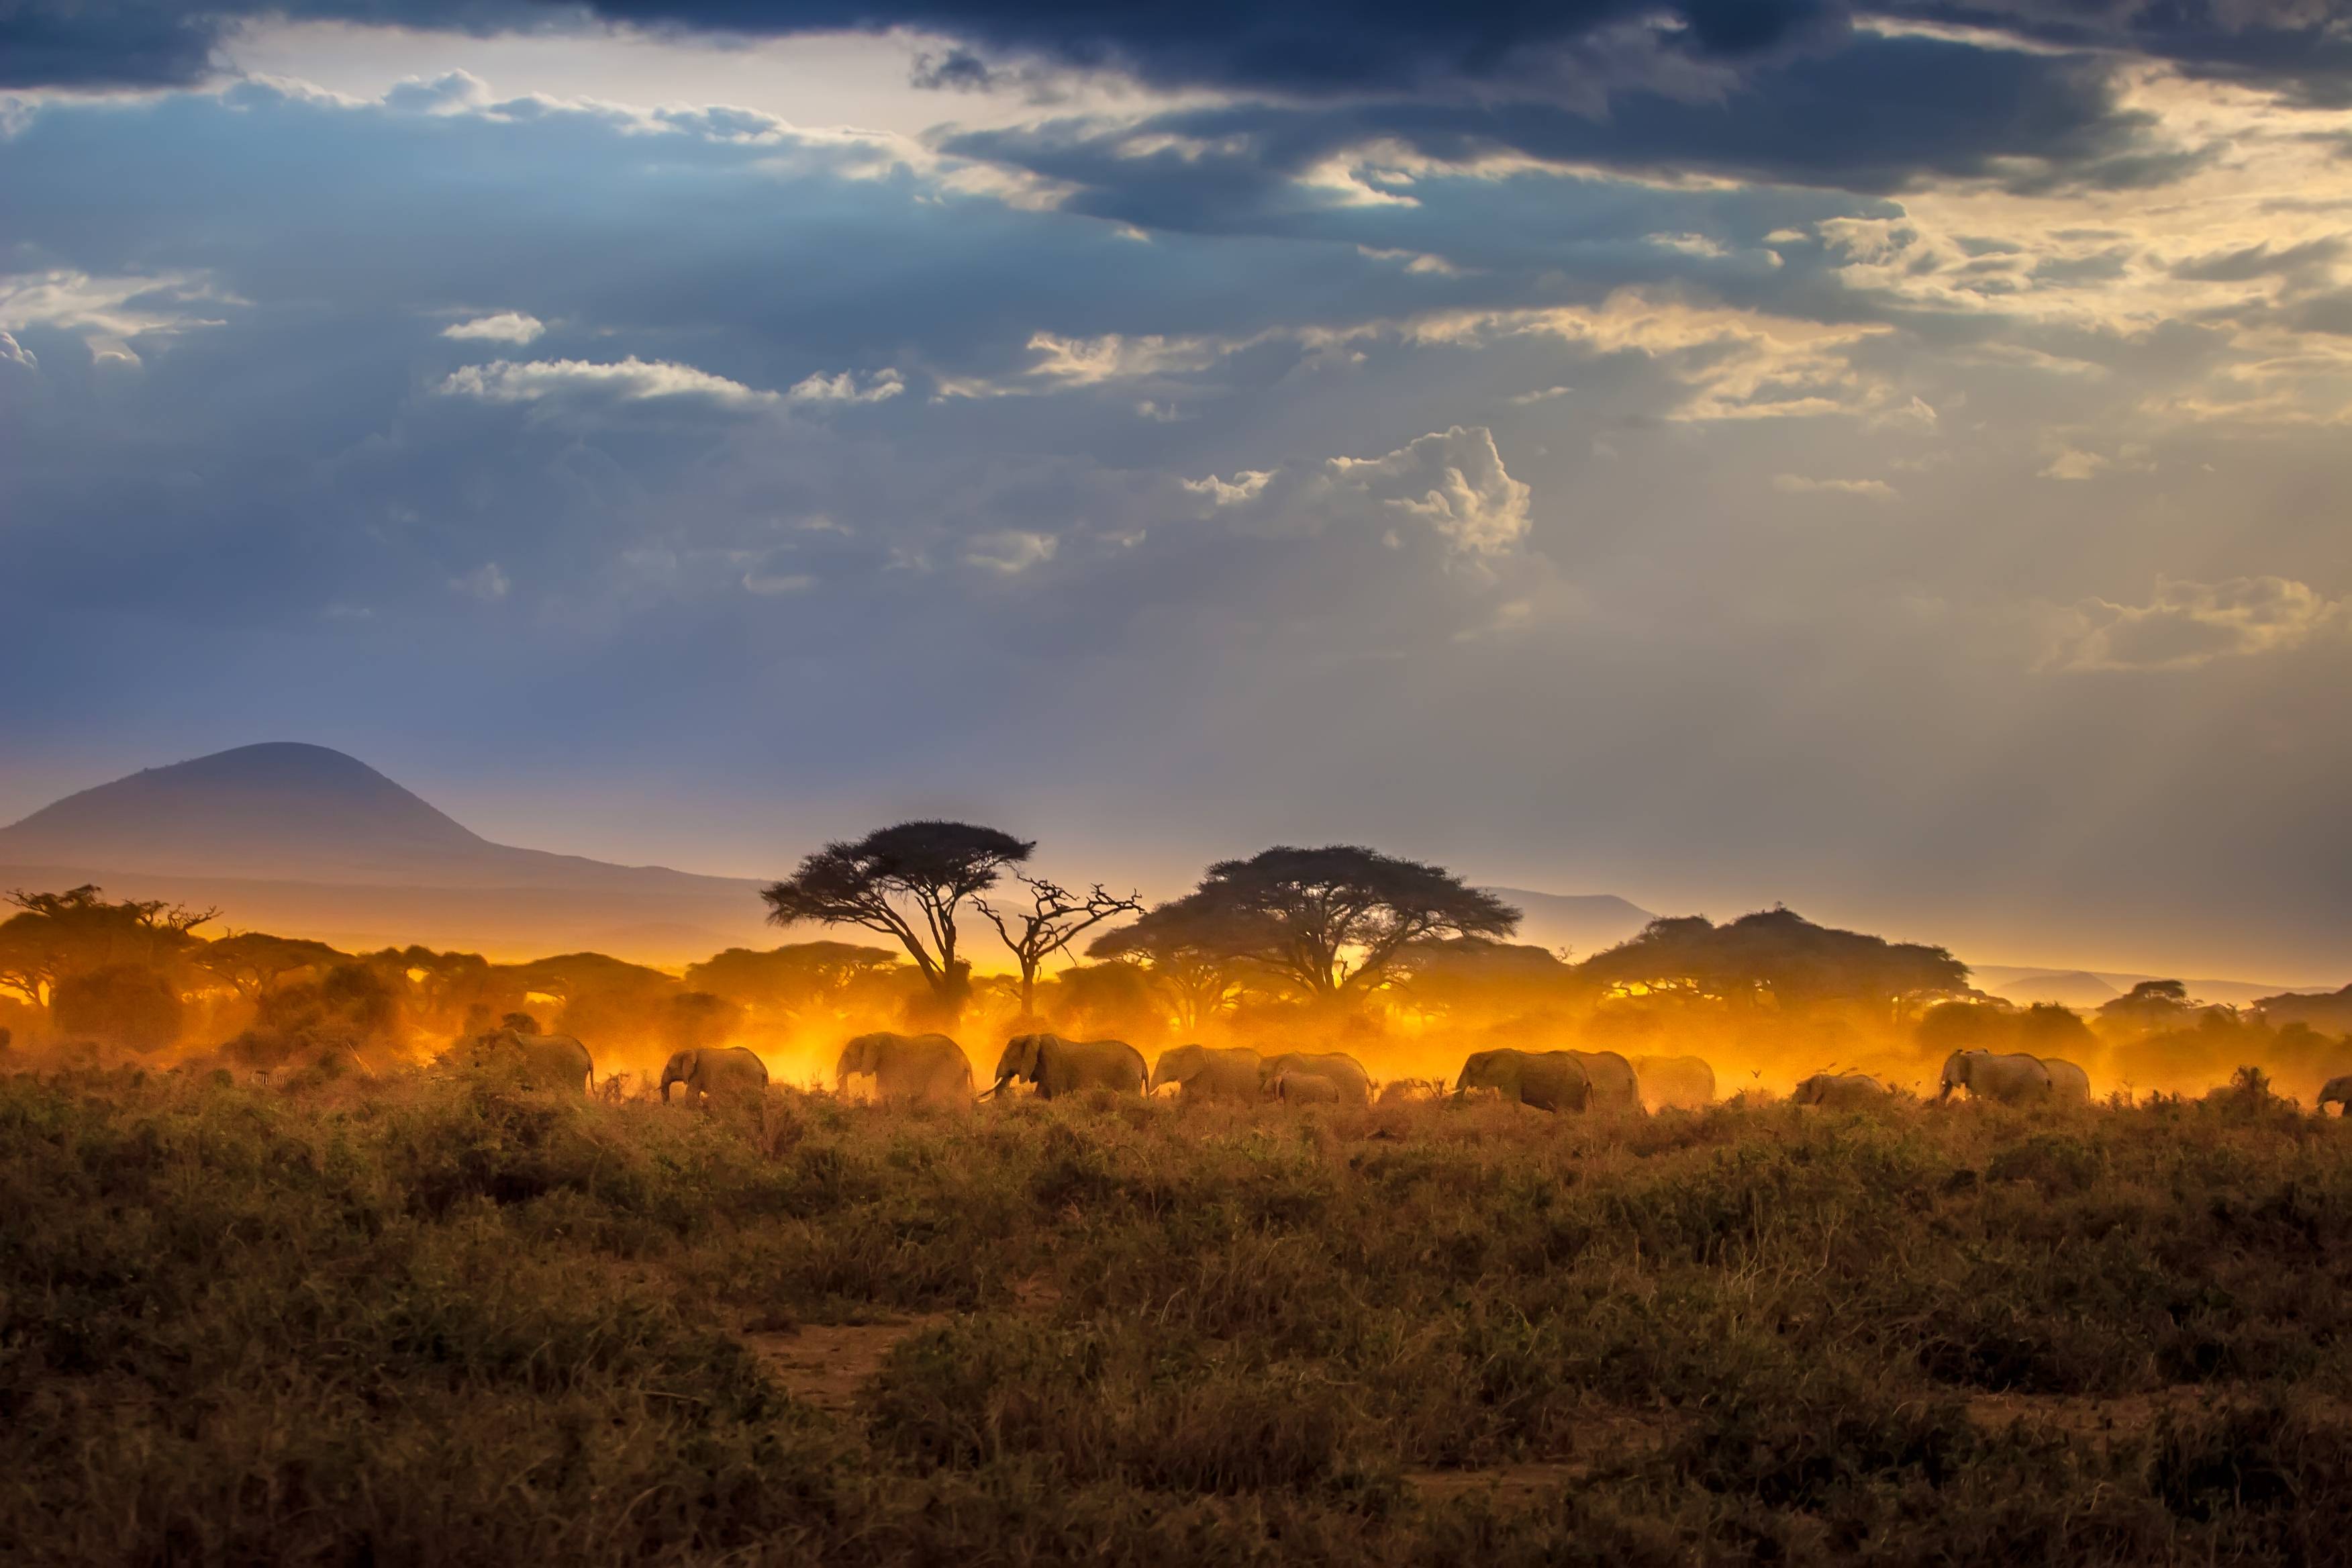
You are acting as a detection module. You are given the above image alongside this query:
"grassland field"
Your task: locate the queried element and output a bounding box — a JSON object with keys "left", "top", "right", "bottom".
{"left": 4, "top": 1065, "right": 2351, "bottom": 1565}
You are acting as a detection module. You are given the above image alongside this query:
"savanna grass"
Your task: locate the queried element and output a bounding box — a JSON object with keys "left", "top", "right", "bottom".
{"left": 3, "top": 1068, "right": 2350, "bottom": 1564}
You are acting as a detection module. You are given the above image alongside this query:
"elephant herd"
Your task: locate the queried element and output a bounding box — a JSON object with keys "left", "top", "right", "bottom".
{"left": 456, "top": 1026, "right": 2257, "bottom": 1120}
{"left": 1788, "top": 1049, "right": 2097, "bottom": 1110}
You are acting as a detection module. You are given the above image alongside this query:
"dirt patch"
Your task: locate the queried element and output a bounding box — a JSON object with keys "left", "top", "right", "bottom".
{"left": 744, "top": 1315, "right": 952, "bottom": 1412}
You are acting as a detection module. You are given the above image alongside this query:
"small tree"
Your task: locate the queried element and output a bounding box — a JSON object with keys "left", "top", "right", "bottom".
{"left": 761, "top": 821, "right": 1034, "bottom": 1021}
{"left": 977, "top": 877, "right": 1144, "bottom": 1019}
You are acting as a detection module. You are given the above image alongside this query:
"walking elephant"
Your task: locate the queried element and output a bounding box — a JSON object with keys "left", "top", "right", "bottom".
{"left": 1454, "top": 1048, "right": 1592, "bottom": 1112}
{"left": 988, "top": 1033, "right": 1147, "bottom": 1099}
{"left": 1939, "top": 1050, "right": 2056, "bottom": 1104}
{"left": 453, "top": 1027, "right": 593, "bottom": 1093}
{"left": 836, "top": 1032, "right": 975, "bottom": 1105}
{"left": 1272, "top": 1068, "right": 1341, "bottom": 1105}
{"left": 1571, "top": 1049, "right": 1645, "bottom": 1113}
{"left": 1632, "top": 1054, "right": 1716, "bottom": 1112}
{"left": 1258, "top": 1051, "right": 1371, "bottom": 1106}
{"left": 1150, "top": 1044, "right": 1263, "bottom": 1101}
{"left": 2317, "top": 1075, "right": 2352, "bottom": 1115}
{"left": 1792, "top": 1072, "right": 1890, "bottom": 1109}
{"left": 2041, "top": 1057, "right": 2093, "bottom": 1102}
{"left": 660, "top": 1045, "right": 769, "bottom": 1106}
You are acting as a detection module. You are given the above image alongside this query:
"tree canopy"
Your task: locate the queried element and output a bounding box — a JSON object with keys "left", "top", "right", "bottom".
{"left": 1087, "top": 895, "right": 1253, "bottom": 1028}
{"left": 683, "top": 941, "right": 914, "bottom": 1022}
{"left": 1577, "top": 908, "right": 1968, "bottom": 1013}
{"left": 761, "top": 821, "right": 1034, "bottom": 1016}
{"left": 0, "top": 885, "right": 215, "bottom": 1006}
{"left": 193, "top": 932, "right": 350, "bottom": 999}
{"left": 1108, "top": 846, "right": 1520, "bottom": 1003}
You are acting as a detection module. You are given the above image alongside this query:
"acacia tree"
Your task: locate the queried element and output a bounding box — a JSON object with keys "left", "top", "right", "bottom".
{"left": 761, "top": 821, "right": 1034, "bottom": 1020}
{"left": 192, "top": 932, "right": 350, "bottom": 1000}
{"left": 1577, "top": 908, "right": 1967, "bottom": 1020}
{"left": 1125, "top": 846, "right": 1521, "bottom": 1006}
{"left": 1086, "top": 893, "right": 1255, "bottom": 1030}
{"left": 977, "top": 877, "right": 1144, "bottom": 1019}
{"left": 0, "top": 885, "right": 215, "bottom": 1006}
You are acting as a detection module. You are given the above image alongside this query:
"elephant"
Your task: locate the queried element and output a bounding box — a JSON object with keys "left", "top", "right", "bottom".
{"left": 1632, "top": 1054, "right": 1716, "bottom": 1112}
{"left": 660, "top": 1045, "right": 770, "bottom": 1106}
{"left": 988, "top": 1033, "right": 1147, "bottom": 1099}
{"left": 1571, "top": 1049, "right": 1645, "bottom": 1114}
{"left": 1938, "top": 1049, "right": 2056, "bottom": 1104}
{"left": 1792, "top": 1072, "right": 1890, "bottom": 1110}
{"left": 1150, "top": 1044, "right": 1263, "bottom": 1101}
{"left": 2041, "top": 1057, "right": 2093, "bottom": 1102}
{"left": 2317, "top": 1075, "right": 2352, "bottom": 1115}
{"left": 456, "top": 1027, "right": 593, "bottom": 1093}
{"left": 836, "top": 1032, "right": 975, "bottom": 1105}
{"left": 1454, "top": 1048, "right": 1593, "bottom": 1112}
{"left": 1272, "top": 1067, "right": 1342, "bottom": 1105}
{"left": 1257, "top": 1051, "right": 1372, "bottom": 1106}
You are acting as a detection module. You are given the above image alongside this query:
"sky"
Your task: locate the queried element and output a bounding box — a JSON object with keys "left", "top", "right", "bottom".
{"left": 2, "top": 0, "right": 2350, "bottom": 978}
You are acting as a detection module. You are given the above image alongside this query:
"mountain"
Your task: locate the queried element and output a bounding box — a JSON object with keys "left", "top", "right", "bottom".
{"left": 1481, "top": 887, "right": 1656, "bottom": 959}
{"left": 1969, "top": 963, "right": 2337, "bottom": 1012}
{"left": 1973, "top": 969, "right": 2120, "bottom": 1010}
{"left": 0, "top": 744, "right": 777, "bottom": 963}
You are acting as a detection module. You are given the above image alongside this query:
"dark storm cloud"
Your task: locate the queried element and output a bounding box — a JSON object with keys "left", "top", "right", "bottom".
{"left": 1893, "top": 0, "right": 2352, "bottom": 108}
{"left": 941, "top": 31, "right": 2194, "bottom": 219}
{"left": 1, "top": 0, "right": 1849, "bottom": 91}
{"left": 13, "top": 0, "right": 2352, "bottom": 116}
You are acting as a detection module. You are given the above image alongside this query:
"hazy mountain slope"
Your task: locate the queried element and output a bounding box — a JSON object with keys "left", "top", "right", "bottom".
{"left": 1479, "top": 887, "right": 1657, "bottom": 959}
{"left": 0, "top": 744, "right": 776, "bottom": 963}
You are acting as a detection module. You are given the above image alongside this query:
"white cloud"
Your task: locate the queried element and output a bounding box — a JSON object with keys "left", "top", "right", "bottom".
{"left": 1024, "top": 330, "right": 1221, "bottom": 385}
{"left": 742, "top": 571, "right": 817, "bottom": 595}
{"left": 1772, "top": 474, "right": 1900, "bottom": 499}
{"left": 1181, "top": 469, "right": 1274, "bottom": 506}
{"left": 442, "top": 311, "right": 545, "bottom": 344}
{"left": 1328, "top": 426, "right": 1532, "bottom": 556}
{"left": 785, "top": 366, "right": 904, "bottom": 405}
{"left": 0, "top": 329, "right": 34, "bottom": 370}
{"left": 436, "top": 356, "right": 779, "bottom": 409}
{"left": 2045, "top": 577, "right": 2345, "bottom": 672}
{"left": 0, "top": 268, "right": 232, "bottom": 362}
{"left": 1507, "top": 385, "right": 1572, "bottom": 405}
{"left": 451, "top": 562, "right": 511, "bottom": 601}
{"left": 2041, "top": 447, "right": 2110, "bottom": 481}
{"left": 1194, "top": 426, "right": 1534, "bottom": 559}
{"left": 965, "top": 530, "right": 1058, "bottom": 575}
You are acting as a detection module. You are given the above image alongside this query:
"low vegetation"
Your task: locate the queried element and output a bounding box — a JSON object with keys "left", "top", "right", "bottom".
{"left": 5, "top": 1067, "right": 2352, "bottom": 1565}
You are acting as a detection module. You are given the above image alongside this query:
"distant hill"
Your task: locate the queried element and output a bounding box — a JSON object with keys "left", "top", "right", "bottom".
{"left": 1974, "top": 970, "right": 2121, "bottom": 1010}
{"left": 1479, "top": 887, "right": 1656, "bottom": 961}
{"left": 1970, "top": 963, "right": 2339, "bottom": 1012}
{"left": 0, "top": 744, "right": 777, "bottom": 964}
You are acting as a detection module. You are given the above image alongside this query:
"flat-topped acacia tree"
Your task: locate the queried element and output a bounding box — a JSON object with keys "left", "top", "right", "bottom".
{"left": 760, "top": 820, "right": 1034, "bottom": 1022}
{"left": 1111, "top": 845, "right": 1521, "bottom": 1007}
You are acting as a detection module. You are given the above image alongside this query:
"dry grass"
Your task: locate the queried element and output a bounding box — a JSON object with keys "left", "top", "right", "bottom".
{"left": 3, "top": 1065, "right": 2351, "bottom": 1563}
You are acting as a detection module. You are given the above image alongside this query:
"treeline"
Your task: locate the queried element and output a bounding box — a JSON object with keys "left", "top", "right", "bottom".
{"left": 4, "top": 818, "right": 2349, "bottom": 1098}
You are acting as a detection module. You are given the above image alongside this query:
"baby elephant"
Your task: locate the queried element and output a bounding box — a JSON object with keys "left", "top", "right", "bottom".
{"left": 2318, "top": 1075, "right": 2352, "bottom": 1116}
{"left": 1272, "top": 1067, "right": 1342, "bottom": 1105}
{"left": 660, "top": 1045, "right": 769, "bottom": 1106}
